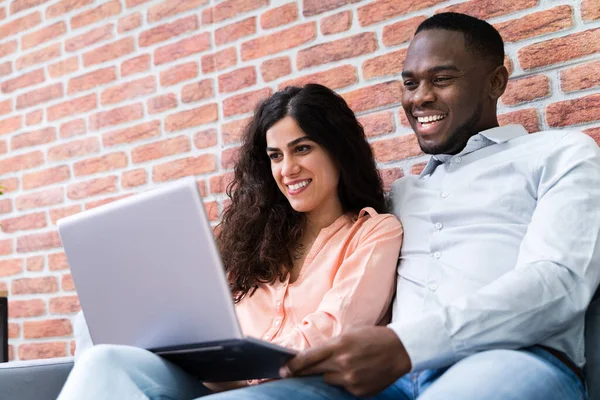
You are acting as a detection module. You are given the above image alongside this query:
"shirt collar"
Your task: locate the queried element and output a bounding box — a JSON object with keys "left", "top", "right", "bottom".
{"left": 419, "top": 124, "right": 528, "bottom": 178}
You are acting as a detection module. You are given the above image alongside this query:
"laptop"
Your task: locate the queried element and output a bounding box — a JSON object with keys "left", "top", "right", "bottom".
{"left": 57, "top": 177, "right": 295, "bottom": 381}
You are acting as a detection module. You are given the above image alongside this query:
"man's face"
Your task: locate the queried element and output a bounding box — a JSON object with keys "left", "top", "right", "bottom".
{"left": 401, "top": 29, "right": 495, "bottom": 155}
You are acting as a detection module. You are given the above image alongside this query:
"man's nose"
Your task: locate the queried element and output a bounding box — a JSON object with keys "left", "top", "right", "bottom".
{"left": 411, "top": 82, "right": 436, "bottom": 106}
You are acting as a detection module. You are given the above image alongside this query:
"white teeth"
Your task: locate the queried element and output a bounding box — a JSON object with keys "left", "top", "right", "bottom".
{"left": 417, "top": 114, "right": 446, "bottom": 123}
{"left": 288, "top": 180, "right": 310, "bottom": 191}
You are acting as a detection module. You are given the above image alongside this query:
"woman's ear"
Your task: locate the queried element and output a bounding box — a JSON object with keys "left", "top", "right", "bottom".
{"left": 489, "top": 64, "right": 509, "bottom": 101}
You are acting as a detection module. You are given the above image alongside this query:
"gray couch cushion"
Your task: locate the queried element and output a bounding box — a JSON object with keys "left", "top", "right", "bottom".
{"left": 0, "top": 357, "right": 73, "bottom": 400}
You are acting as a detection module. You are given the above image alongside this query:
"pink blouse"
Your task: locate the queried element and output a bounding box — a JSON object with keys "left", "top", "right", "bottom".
{"left": 235, "top": 208, "right": 403, "bottom": 352}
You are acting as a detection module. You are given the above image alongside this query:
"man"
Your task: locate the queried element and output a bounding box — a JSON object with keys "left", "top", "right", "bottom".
{"left": 208, "top": 12, "right": 600, "bottom": 400}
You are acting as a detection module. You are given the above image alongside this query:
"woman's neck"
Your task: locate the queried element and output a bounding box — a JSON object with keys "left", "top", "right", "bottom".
{"left": 305, "top": 203, "right": 344, "bottom": 239}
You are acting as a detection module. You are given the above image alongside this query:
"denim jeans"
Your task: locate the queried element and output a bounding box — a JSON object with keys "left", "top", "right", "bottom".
{"left": 58, "top": 344, "right": 587, "bottom": 400}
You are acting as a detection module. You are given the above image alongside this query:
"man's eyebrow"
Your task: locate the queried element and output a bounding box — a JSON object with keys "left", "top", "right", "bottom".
{"left": 266, "top": 136, "right": 311, "bottom": 152}
{"left": 401, "top": 65, "right": 460, "bottom": 78}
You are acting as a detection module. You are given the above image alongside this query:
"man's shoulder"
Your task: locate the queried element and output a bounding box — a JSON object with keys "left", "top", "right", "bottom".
{"left": 518, "top": 128, "right": 595, "bottom": 148}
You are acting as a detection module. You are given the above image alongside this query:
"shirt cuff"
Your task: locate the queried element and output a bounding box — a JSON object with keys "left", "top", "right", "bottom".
{"left": 387, "top": 311, "right": 457, "bottom": 372}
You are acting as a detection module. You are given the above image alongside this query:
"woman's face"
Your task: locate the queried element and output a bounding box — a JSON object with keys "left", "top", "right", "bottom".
{"left": 266, "top": 116, "right": 342, "bottom": 221}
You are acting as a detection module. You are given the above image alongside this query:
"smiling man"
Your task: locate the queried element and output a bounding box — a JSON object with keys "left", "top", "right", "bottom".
{"left": 207, "top": 12, "right": 600, "bottom": 400}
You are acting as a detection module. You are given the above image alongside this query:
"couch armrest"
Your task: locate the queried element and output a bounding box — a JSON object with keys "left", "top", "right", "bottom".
{"left": 0, "top": 357, "right": 73, "bottom": 400}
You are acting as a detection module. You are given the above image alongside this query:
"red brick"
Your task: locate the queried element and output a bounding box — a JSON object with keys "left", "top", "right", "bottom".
{"left": 380, "top": 167, "right": 404, "bottom": 191}
{"left": 209, "top": 172, "right": 234, "bottom": 194}
{"left": 48, "top": 137, "right": 99, "bottom": 161}
{"left": 27, "top": 255, "right": 44, "bottom": 271}
{"left": 139, "top": 15, "right": 197, "bottom": 47}
{"left": 1, "top": 69, "right": 44, "bottom": 93}
{"left": 357, "top": 111, "right": 395, "bottom": 138}
{"left": 154, "top": 32, "right": 211, "bottom": 65}
{"left": 518, "top": 29, "right": 600, "bottom": 70}
{"left": 22, "top": 21, "right": 66, "bottom": 50}
{"left": 49, "top": 296, "right": 81, "bottom": 314}
{"left": 17, "top": 231, "right": 62, "bottom": 253}
{"left": 25, "top": 110, "right": 42, "bottom": 125}
{"left": 89, "top": 103, "right": 144, "bottom": 130}
{"left": 321, "top": 10, "right": 352, "bottom": 35}
{"left": 0, "top": 11, "right": 41, "bottom": 41}
{"left": 0, "top": 61, "right": 11, "bottom": 76}
{"left": 16, "top": 83, "right": 63, "bottom": 110}
{"left": 584, "top": 127, "right": 600, "bottom": 146}
{"left": 303, "top": 0, "right": 361, "bottom": 16}
{"left": 47, "top": 0, "right": 94, "bottom": 19}
{"left": 85, "top": 194, "right": 132, "bottom": 210}
{"left": 9, "top": 324, "right": 19, "bottom": 339}
{"left": 122, "top": 169, "right": 147, "bottom": 188}
{"left": 102, "top": 121, "right": 160, "bottom": 146}
{"left": 71, "top": 0, "right": 121, "bottom": 29}
{"left": 101, "top": 76, "right": 156, "bottom": 105}
{"left": 221, "top": 147, "right": 239, "bottom": 169}
{"left": 0, "top": 140, "right": 6, "bottom": 154}
{"left": 219, "top": 66, "right": 256, "bottom": 93}
{"left": 125, "top": 0, "right": 151, "bottom": 7}
{"left": 48, "top": 252, "right": 69, "bottom": 271}
{"left": 0, "top": 40, "right": 17, "bottom": 58}
{"left": 0, "top": 115, "right": 22, "bottom": 136}
{"left": 297, "top": 32, "right": 377, "bottom": 69}
{"left": 16, "top": 188, "right": 64, "bottom": 211}
{"left": 262, "top": 57, "right": 292, "bottom": 82}
{"left": 152, "top": 155, "right": 216, "bottom": 182}
{"left": 494, "top": 6, "right": 572, "bottom": 43}
{"left": 83, "top": 37, "right": 134, "bottom": 67}
{"left": 382, "top": 16, "right": 425, "bottom": 47}
{"left": 117, "top": 12, "right": 141, "bottom": 33}
{"left": 132, "top": 136, "right": 191, "bottom": 164}
{"left": 160, "top": 62, "right": 198, "bottom": 87}
{"left": 181, "top": 80, "right": 214, "bottom": 103}
{"left": 1, "top": 213, "right": 46, "bottom": 234}
{"left": 9, "top": 298, "right": 45, "bottom": 318}
{"left": 501, "top": 75, "right": 550, "bottom": 106}
{"left": 11, "top": 127, "right": 55, "bottom": 151}
{"left": 66, "top": 24, "right": 113, "bottom": 52}
{"left": 498, "top": 108, "right": 540, "bottom": 133}
{"left": 148, "top": 94, "right": 178, "bottom": 114}
{"left": 221, "top": 117, "right": 251, "bottom": 144}
{"left": 16, "top": 43, "right": 61, "bottom": 70}
{"left": 60, "top": 119, "right": 86, "bottom": 139}
{"left": 216, "top": 17, "right": 256, "bottom": 46}
{"left": 410, "top": 162, "right": 427, "bottom": 175}
{"left": 148, "top": 0, "right": 208, "bottom": 22}
{"left": 0, "top": 151, "right": 43, "bottom": 175}
{"left": 122, "top": 54, "right": 150, "bottom": 77}
{"left": 22, "top": 165, "right": 70, "bottom": 190}
{"left": 241, "top": 22, "right": 315, "bottom": 61}
{"left": 204, "top": 201, "right": 219, "bottom": 221}
{"left": 201, "top": 47, "right": 237, "bottom": 74}
{"left": 438, "top": 0, "right": 537, "bottom": 20}
{"left": 363, "top": 49, "right": 407, "bottom": 79}
{"left": 342, "top": 80, "right": 402, "bottom": 113}
{"left": 62, "top": 274, "right": 75, "bottom": 291}
{"left": 0, "top": 100, "right": 11, "bottom": 116}
{"left": 11, "top": 0, "right": 52, "bottom": 14}
{"left": 49, "top": 205, "right": 81, "bottom": 225}
{"left": 223, "top": 88, "right": 271, "bottom": 117}
{"left": 165, "top": 103, "right": 219, "bottom": 131}
{"left": 560, "top": 60, "right": 600, "bottom": 93}
{"left": 19, "top": 342, "right": 67, "bottom": 360}
{"left": 261, "top": 2, "right": 297, "bottom": 29}
{"left": 24, "top": 319, "right": 72, "bottom": 339}
{"left": 279, "top": 65, "right": 357, "bottom": 90}
{"left": 546, "top": 94, "right": 600, "bottom": 128}
{"left": 212, "top": 0, "right": 268, "bottom": 22}
{"left": 194, "top": 128, "right": 218, "bottom": 149}
{"left": 582, "top": 0, "right": 600, "bottom": 21}
{"left": 358, "top": 0, "right": 445, "bottom": 26}
{"left": 372, "top": 134, "right": 422, "bottom": 162}
{"left": 0, "top": 259, "right": 23, "bottom": 277}
{"left": 67, "top": 176, "right": 118, "bottom": 200}
{"left": 47, "top": 94, "right": 97, "bottom": 121}
{"left": 74, "top": 152, "right": 128, "bottom": 176}
{"left": 48, "top": 57, "right": 79, "bottom": 78}
{"left": 0, "top": 239, "right": 12, "bottom": 255}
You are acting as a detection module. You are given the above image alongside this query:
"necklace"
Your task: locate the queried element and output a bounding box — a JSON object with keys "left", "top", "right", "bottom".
{"left": 293, "top": 243, "right": 304, "bottom": 260}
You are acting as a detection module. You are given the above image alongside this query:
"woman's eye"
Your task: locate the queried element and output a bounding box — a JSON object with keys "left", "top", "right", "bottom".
{"left": 268, "top": 153, "right": 281, "bottom": 161}
{"left": 295, "top": 145, "right": 311, "bottom": 153}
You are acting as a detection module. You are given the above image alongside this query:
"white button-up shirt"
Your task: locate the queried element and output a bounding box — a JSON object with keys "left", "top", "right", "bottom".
{"left": 389, "top": 124, "right": 600, "bottom": 372}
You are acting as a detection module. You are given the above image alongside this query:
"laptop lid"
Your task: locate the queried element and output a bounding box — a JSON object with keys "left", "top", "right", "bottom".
{"left": 58, "top": 177, "right": 243, "bottom": 349}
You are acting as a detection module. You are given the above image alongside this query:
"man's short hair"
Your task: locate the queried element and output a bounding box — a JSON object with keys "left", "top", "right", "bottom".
{"left": 415, "top": 12, "right": 505, "bottom": 67}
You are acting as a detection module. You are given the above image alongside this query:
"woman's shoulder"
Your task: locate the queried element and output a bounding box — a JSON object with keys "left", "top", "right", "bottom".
{"left": 354, "top": 207, "right": 403, "bottom": 233}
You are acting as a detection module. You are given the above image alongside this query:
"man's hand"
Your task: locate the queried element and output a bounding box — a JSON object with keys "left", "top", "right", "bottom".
{"left": 279, "top": 326, "right": 411, "bottom": 397}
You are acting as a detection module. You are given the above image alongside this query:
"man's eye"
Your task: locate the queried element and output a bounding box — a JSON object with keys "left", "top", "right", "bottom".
{"left": 433, "top": 77, "right": 452, "bottom": 83}
{"left": 403, "top": 81, "right": 417, "bottom": 89}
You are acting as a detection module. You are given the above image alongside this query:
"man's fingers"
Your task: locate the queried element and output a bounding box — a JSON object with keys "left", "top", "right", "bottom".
{"left": 284, "top": 345, "right": 335, "bottom": 375}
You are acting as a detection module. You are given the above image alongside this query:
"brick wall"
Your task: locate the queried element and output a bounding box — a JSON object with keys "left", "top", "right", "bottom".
{"left": 0, "top": 0, "right": 599, "bottom": 361}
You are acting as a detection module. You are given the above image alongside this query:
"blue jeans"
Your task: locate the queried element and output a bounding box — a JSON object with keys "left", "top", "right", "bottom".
{"left": 58, "top": 345, "right": 587, "bottom": 400}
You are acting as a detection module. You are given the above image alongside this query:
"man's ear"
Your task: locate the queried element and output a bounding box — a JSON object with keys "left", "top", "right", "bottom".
{"left": 489, "top": 65, "right": 509, "bottom": 100}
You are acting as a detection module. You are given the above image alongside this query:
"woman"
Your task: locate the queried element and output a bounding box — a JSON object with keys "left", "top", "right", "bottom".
{"left": 58, "top": 84, "right": 402, "bottom": 399}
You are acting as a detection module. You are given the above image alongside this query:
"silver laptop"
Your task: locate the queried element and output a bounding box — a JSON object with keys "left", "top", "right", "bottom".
{"left": 57, "top": 177, "right": 295, "bottom": 381}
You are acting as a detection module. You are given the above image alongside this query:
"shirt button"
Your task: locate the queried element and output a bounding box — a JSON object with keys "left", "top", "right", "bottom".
{"left": 276, "top": 301, "right": 281, "bottom": 307}
{"left": 274, "top": 320, "right": 281, "bottom": 326}
{"left": 432, "top": 251, "right": 441, "bottom": 259}
{"left": 454, "top": 156, "right": 462, "bottom": 163}
{"left": 440, "top": 192, "right": 449, "bottom": 198}
{"left": 263, "top": 335, "right": 270, "bottom": 340}
{"left": 434, "top": 222, "right": 443, "bottom": 230}
{"left": 428, "top": 283, "right": 439, "bottom": 291}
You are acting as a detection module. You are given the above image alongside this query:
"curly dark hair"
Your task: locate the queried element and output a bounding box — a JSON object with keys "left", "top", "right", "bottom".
{"left": 217, "top": 84, "right": 387, "bottom": 302}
